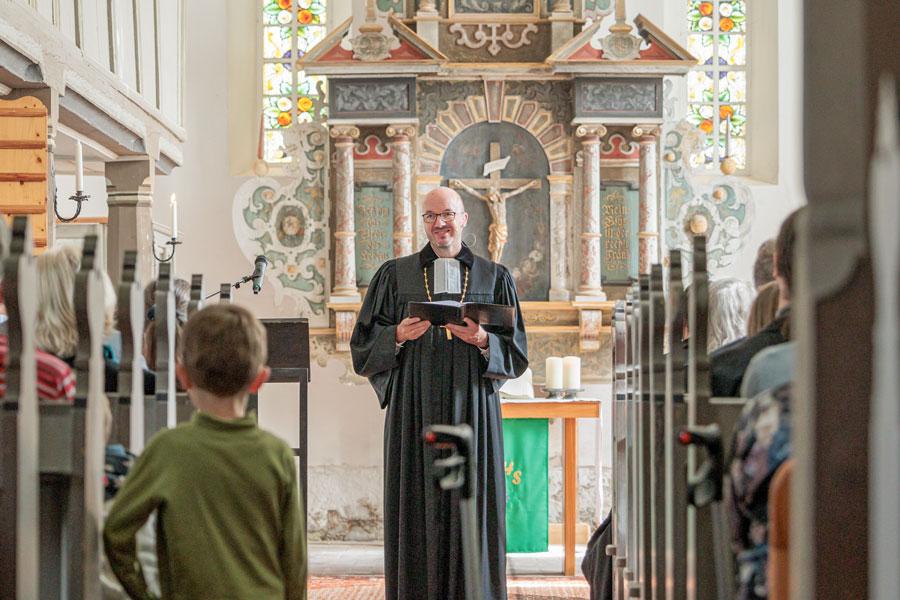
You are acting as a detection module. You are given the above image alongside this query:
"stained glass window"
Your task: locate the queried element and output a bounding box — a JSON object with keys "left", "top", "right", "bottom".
{"left": 686, "top": 0, "right": 748, "bottom": 171}
{"left": 261, "top": 0, "right": 327, "bottom": 163}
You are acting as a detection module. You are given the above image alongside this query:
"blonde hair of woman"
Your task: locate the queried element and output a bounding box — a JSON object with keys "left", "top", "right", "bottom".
{"left": 36, "top": 244, "right": 117, "bottom": 358}
{"left": 746, "top": 280, "right": 781, "bottom": 337}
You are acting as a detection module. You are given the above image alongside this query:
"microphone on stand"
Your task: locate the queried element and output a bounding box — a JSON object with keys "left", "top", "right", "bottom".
{"left": 251, "top": 255, "right": 268, "bottom": 294}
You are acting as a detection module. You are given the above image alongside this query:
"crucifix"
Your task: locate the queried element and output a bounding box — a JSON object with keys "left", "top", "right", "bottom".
{"left": 449, "top": 142, "right": 541, "bottom": 263}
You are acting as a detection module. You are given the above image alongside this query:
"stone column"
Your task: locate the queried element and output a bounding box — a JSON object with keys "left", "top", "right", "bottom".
{"left": 106, "top": 158, "right": 156, "bottom": 286}
{"left": 548, "top": 174, "right": 573, "bottom": 301}
{"left": 575, "top": 124, "right": 607, "bottom": 300}
{"left": 549, "top": 0, "right": 575, "bottom": 51}
{"left": 415, "top": 0, "right": 439, "bottom": 48}
{"left": 387, "top": 124, "right": 416, "bottom": 258}
{"left": 634, "top": 125, "right": 660, "bottom": 275}
{"left": 330, "top": 125, "right": 361, "bottom": 298}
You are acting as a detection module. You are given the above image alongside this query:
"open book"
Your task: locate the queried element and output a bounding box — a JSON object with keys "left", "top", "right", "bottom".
{"left": 407, "top": 300, "right": 515, "bottom": 329}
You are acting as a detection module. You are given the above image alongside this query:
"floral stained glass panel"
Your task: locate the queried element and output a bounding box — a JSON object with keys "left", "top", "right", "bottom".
{"left": 686, "top": 0, "right": 748, "bottom": 171}
{"left": 263, "top": 26, "right": 292, "bottom": 60}
{"left": 263, "top": 63, "right": 293, "bottom": 96}
{"left": 687, "top": 34, "right": 715, "bottom": 65}
{"left": 261, "top": 0, "right": 327, "bottom": 163}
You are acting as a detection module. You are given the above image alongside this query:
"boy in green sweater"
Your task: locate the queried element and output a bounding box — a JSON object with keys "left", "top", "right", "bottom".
{"left": 104, "top": 304, "right": 307, "bottom": 600}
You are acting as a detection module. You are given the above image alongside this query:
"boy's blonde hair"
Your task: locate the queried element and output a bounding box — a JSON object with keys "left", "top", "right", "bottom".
{"left": 181, "top": 304, "right": 267, "bottom": 397}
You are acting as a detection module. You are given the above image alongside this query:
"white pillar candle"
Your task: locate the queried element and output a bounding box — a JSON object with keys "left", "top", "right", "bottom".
{"left": 563, "top": 355, "right": 581, "bottom": 390}
{"left": 170, "top": 193, "right": 178, "bottom": 237}
{"left": 545, "top": 357, "right": 564, "bottom": 390}
{"left": 74, "top": 140, "right": 84, "bottom": 192}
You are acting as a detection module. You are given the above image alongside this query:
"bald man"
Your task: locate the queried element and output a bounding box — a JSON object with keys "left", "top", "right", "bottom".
{"left": 351, "top": 187, "right": 528, "bottom": 600}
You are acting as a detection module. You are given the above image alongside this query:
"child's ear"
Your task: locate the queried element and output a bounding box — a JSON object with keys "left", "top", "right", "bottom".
{"left": 175, "top": 363, "right": 193, "bottom": 390}
{"left": 248, "top": 366, "right": 271, "bottom": 393}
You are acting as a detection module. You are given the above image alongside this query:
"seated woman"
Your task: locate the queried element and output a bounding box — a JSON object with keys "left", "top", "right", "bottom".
{"left": 0, "top": 285, "right": 76, "bottom": 403}
{"left": 746, "top": 281, "right": 781, "bottom": 337}
{"left": 35, "top": 245, "right": 121, "bottom": 393}
{"left": 708, "top": 278, "right": 755, "bottom": 353}
{"left": 728, "top": 382, "right": 792, "bottom": 600}
{"left": 140, "top": 277, "right": 191, "bottom": 393}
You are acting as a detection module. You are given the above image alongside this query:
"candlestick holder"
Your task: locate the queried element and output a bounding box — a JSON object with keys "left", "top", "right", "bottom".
{"left": 542, "top": 386, "right": 564, "bottom": 400}
{"left": 562, "top": 388, "right": 584, "bottom": 400}
{"left": 55, "top": 190, "right": 90, "bottom": 223}
{"left": 152, "top": 237, "right": 182, "bottom": 263}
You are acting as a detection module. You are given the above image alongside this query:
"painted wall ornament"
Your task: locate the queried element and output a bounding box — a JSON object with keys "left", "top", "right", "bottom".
{"left": 232, "top": 122, "right": 330, "bottom": 322}
{"left": 663, "top": 120, "right": 753, "bottom": 272}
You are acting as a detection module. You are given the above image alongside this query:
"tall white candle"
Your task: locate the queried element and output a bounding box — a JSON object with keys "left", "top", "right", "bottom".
{"left": 545, "top": 357, "right": 563, "bottom": 390}
{"left": 74, "top": 140, "right": 84, "bottom": 192}
{"left": 563, "top": 356, "right": 581, "bottom": 391}
{"left": 170, "top": 193, "right": 178, "bottom": 238}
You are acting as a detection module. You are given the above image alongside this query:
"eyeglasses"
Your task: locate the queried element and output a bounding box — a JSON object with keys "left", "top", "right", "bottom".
{"left": 422, "top": 211, "right": 457, "bottom": 224}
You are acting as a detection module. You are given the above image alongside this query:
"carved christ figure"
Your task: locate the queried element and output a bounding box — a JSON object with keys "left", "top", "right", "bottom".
{"left": 450, "top": 178, "right": 540, "bottom": 263}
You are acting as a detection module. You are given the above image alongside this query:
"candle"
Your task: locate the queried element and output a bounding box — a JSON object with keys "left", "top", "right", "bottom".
{"left": 545, "top": 357, "right": 563, "bottom": 390}
{"left": 563, "top": 356, "right": 581, "bottom": 391}
{"left": 75, "top": 140, "right": 84, "bottom": 192}
{"left": 170, "top": 193, "right": 178, "bottom": 238}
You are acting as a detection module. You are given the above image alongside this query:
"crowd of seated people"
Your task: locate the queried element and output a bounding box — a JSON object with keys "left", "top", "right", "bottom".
{"left": 724, "top": 208, "right": 802, "bottom": 600}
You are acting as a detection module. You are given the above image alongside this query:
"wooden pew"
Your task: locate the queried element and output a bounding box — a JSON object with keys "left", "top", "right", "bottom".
{"left": 39, "top": 234, "right": 106, "bottom": 599}
{"left": 665, "top": 250, "right": 689, "bottom": 600}
{"left": 624, "top": 285, "right": 639, "bottom": 592}
{"left": 649, "top": 265, "right": 667, "bottom": 600}
{"left": 607, "top": 236, "right": 750, "bottom": 600}
{"left": 608, "top": 299, "right": 629, "bottom": 600}
{"left": 188, "top": 273, "right": 204, "bottom": 317}
{"left": 218, "top": 282, "right": 232, "bottom": 303}
{"left": 0, "top": 216, "right": 40, "bottom": 598}
{"left": 109, "top": 250, "right": 146, "bottom": 452}
{"left": 154, "top": 263, "right": 177, "bottom": 432}
{"left": 685, "top": 236, "right": 742, "bottom": 600}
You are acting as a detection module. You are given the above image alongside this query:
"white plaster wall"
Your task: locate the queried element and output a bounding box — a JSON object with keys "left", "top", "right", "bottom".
{"left": 660, "top": 0, "right": 807, "bottom": 283}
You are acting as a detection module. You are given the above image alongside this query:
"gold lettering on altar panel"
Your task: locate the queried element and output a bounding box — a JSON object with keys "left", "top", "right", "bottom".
{"left": 603, "top": 190, "right": 629, "bottom": 274}
{"left": 356, "top": 201, "right": 392, "bottom": 268}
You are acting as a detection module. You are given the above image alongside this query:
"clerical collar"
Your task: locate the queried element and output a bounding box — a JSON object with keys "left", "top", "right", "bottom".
{"left": 418, "top": 243, "right": 475, "bottom": 269}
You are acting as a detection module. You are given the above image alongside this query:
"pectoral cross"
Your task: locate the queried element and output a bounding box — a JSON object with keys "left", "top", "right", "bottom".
{"left": 449, "top": 142, "right": 541, "bottom": 263}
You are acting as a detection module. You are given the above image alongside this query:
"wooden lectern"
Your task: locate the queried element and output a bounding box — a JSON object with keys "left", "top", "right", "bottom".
{"left": 249, "top": 318, "right": 310, "bottom": 517}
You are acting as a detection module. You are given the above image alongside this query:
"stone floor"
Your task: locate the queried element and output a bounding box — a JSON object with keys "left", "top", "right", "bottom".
{"left": 309, "top": 542, "right": 589, "bottom": 577}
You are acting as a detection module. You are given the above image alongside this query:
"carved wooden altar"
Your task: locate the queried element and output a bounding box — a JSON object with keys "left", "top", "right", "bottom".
{"left": 299, "top": 0, "right": 695, "bottom": 383}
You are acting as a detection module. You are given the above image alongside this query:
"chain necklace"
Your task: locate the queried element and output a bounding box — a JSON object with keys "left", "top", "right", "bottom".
{"left": 424, "top": 265, "right": 469, "bottom": 339}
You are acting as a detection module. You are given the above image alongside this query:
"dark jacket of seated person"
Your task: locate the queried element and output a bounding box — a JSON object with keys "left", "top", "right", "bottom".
{"left": 710, "top": 307, "right": 789, "bottom": 397}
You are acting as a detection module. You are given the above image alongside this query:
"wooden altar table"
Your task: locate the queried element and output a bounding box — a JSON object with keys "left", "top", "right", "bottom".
{"left": 501, "top": 399, "right": 601, "bottom": 576}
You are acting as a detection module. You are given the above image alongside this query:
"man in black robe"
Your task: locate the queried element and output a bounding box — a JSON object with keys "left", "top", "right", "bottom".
{"left": 350, "top": 186, "right": 529, "bottom": 600}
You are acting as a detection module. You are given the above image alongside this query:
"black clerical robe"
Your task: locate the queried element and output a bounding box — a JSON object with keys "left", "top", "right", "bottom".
{"left": 350, "top": 243, "right": 528, "bottom": 600}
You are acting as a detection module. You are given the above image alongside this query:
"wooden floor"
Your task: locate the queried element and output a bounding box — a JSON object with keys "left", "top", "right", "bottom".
{"left": 308, "top": 576, "right": 590, "bottom": 599}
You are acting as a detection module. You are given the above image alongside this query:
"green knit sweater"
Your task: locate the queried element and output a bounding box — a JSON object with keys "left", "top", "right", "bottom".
{"left": 103, "top": 411, "right": 307, "bottom": 600}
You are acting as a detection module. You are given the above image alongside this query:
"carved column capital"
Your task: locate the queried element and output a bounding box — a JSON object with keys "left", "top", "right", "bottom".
{"left": 386, "top": 124, "right": 417, "bottom": 140}
{"left": 631, "top": 124, "right": 661, "bottom": 140}
{"left": 330, "top": 125, "right": 361, "bottom": 140}
{"left": 576, "top": 124, "right": 607, "bottom": 140}
{"left": 551, "top": 0, "right": 573, "bottom": 13}
{"left": 417, "top": 0, "right": 438, "bottom": 14}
